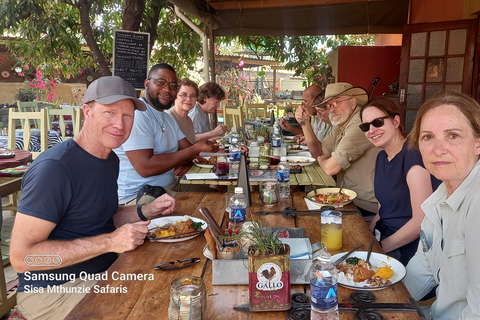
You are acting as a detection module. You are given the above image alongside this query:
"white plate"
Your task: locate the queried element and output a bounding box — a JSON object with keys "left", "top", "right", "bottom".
{"left": 306, "top": 187, "right": 357, "bottom": 207}
{"left": 250, "top": 170, "right": 264, "bottom": 177}
{"left": 148, "top": 216, "right": 207, "bottom": 243}
{"left": 193, "top": 157, "right": 214, "bottom": 169}
{"left": 332, "top": 251, "right": 406, "bottom": 291}
{"left": 286, "top": 156, "right": 316, "bottom": 166}
{"left": 287, "top": 145, "right": 309, "bottom": 154}
{"left": 296, "top": 151, "right": 312, "bottom": 158}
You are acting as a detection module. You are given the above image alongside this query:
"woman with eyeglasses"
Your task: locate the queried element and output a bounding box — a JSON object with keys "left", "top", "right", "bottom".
{"left": 166, "top": 78, "right": 199, "bottom": 144}
{"left": 359, "top": 97, "right": 440, "bottom": 266}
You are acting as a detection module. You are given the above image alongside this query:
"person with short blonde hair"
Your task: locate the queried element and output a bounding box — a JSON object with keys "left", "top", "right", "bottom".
{"left": 405, "top": 91, "right": 480, "bottom": 320}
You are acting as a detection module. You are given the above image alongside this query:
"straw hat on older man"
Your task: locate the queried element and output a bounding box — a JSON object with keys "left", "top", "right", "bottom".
{"left": 321, "top": 82, "right": 369, "bottom": 106}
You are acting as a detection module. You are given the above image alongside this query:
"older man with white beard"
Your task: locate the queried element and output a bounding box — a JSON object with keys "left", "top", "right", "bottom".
{"left": 296, "top": 82, "right": 380, "bottom": 216}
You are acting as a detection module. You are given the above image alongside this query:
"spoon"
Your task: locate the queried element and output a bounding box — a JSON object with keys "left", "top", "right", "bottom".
{"left": 365, "top": 238, "right": 374, "bottom": 267}
{"left": 338, "top": 181, "right": 345, "bottom": 195}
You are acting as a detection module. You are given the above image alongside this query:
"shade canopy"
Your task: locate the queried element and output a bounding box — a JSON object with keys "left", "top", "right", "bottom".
{"left": 169, "top": 0, "right": 409, "bottom": 36}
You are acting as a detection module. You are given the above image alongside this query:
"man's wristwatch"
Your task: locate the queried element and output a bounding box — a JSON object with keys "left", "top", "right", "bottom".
{"left": 137, "top": 204, "right": 148, "bottom": 221}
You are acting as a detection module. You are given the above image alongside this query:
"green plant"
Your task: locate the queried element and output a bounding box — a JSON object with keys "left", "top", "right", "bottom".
{"left": 15, "top": 88, "right": 38, "bottom": 102}
{"left": 246, "top": 220, "right": 285, "bottom": 256}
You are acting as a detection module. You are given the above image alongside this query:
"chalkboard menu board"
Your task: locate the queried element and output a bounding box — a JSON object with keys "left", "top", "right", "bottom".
{"left": 113, "top": 30, "right": 150, "bottom": 90}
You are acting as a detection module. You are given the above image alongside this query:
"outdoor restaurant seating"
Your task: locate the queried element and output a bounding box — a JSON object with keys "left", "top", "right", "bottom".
{"left": 16, "top": 100, "right": 39, "bottom": 129}
{"left": 48, "top": 108, "right": 75, "bottom": 140}
{"left": 223, "top": 105, "right": 244, "bottom": 130}
{"left": 245, "top": 102, "right": 268, "bottom": 118}
{"left": 7, "top": 109, "right": 49, "bottom": 160}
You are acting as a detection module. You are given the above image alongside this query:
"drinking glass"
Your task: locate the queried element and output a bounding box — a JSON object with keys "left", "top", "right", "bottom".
{"left": 259, "top": 181, "right": 280, "bottom": 206}
{"left": 168, "top": 276, "right": 206, "bottom": 320}
{"left": 215, "top": 155, "right": 228, "bottom": 176}
{"left": 321, "top": 210, "right": 342, "bottom": 251}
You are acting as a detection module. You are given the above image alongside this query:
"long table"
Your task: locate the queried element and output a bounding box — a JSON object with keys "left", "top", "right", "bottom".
{"left": 181, "top": 162, "right": 336, "bottom": 187}
{"left": 66, "top": 190, "right": 421, "bottom": 320}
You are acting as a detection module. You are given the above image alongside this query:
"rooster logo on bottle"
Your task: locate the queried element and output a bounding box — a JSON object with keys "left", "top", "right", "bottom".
{"left": 256, "top": 263, "right": 283, "bottom": 291}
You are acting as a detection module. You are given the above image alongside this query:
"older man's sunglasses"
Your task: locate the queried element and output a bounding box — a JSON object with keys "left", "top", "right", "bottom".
{"left": 359, "top": 116, "right": 390, "bottom": 132}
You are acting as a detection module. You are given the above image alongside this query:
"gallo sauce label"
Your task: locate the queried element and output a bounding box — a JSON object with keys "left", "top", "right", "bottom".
{"left": 248, "top": 251, "right": 291, "bottom": 311}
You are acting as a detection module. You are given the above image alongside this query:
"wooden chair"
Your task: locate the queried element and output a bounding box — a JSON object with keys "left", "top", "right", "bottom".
{"left": 16, "top": 100, "right": 40, "bottom": 128}
{"left": 74, "top": 107, "right": 84, "bottom": 136}
{"left": 48, "top": 108, "right": 75, "bottom": 140}
{"left": 8, "top": 108, "right": 49, "bottom": 160}
{"left": 0, "top": 177, "right": 23, "bottom": 215}
{"left": 223, "top": 106, "right": 244, "bottom": 130}
{"left": 245, "top": 103, "right": 268, "bottom": 118}
{"left": 0, "top": 246, "right": 16, "bottom": 318}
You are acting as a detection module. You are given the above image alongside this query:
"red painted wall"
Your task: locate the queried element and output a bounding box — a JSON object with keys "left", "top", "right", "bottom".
{"left": 336, "top": 46, "right": 402, "bottom": 97}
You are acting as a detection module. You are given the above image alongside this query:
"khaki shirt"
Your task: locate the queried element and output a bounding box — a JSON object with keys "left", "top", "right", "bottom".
{"left": 322, "top": 107, "right": 380, "bottom": 212}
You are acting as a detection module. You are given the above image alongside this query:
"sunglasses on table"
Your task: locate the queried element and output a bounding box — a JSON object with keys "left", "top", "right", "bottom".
{"left": 359, "top": 116, "right": 390, "bottom": 132}
{"left": 154, "top": 258, "right": 201, "bottom": 271}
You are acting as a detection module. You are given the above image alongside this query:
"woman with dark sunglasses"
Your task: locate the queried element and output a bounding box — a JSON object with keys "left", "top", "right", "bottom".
{"left": 359, "top": 97, "right": 440, "bottom": 266}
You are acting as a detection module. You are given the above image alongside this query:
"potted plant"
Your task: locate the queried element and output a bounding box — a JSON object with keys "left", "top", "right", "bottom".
{"left": 15, "top": 88, "right": 38, "bottom": 102}
{"left": 247, "top": 220, "right": 291, "bottom": 311}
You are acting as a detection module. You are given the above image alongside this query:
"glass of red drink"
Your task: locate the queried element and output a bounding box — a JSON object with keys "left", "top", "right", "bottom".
{"left": 269, "top": 156, "right": 281, "bottom": 166}
{"left": 215, "top": 156, "right": 228, "bottom": 176}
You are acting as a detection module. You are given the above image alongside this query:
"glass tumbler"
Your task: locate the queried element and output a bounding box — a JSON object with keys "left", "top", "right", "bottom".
{"left": 168, "top": 276, "right": 206, "bottom": 320}
{"left": 321, "top": 210, "right": 343, "bottom": 251}
{"left": 259, "top": 181, "right": 280, "bottom": 206}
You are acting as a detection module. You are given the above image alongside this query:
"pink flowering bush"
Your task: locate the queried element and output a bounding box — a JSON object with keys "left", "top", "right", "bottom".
{"left": 218, "top": 68, "right": 253, "bottom": 105}
{"left": 19, "top": 69, "right": 58, "bottom": 102}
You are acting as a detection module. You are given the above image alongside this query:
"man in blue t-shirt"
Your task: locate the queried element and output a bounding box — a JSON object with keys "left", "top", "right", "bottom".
{"left": 114, "top": 64, "right": 218, "bottom": 204}
{"left": 10, "top": 76, "right": 176, "bottom": 320}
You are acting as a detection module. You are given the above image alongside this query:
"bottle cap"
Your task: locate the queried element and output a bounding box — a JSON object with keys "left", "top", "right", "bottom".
{"left": 234, "top": 187, "right": 243, "bottom": 194}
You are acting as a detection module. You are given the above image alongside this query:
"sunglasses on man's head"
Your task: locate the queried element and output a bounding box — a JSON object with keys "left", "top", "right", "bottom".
{"left": 359, "top": 116, "right": 390, "bottom": 132}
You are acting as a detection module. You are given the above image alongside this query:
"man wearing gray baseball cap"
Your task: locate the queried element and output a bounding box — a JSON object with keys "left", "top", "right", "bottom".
{"left": 10, "top": 75, "right": 176, "bottom": 320}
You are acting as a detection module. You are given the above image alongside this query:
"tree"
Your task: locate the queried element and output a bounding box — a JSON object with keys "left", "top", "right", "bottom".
{"left": 0, "top": 0, "right": 202, "bottom": 81}
{"left": 221, "top": 34, "right": 375, "bottom": 87}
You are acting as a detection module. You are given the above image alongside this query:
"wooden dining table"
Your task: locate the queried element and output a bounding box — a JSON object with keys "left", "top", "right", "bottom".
{"left": 0, "top": 149, "right": 31, "bottom": 170}
{"left": 66, "top": 189, "right": 422, "bottom": 320}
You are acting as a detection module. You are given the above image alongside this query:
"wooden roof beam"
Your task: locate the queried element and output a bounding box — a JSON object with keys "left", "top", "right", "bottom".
{"left": 207, "top": 0, "right": 388, "bottom": 10}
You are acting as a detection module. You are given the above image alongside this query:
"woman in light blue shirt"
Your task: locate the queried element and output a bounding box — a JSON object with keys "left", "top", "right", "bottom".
{"left": 405, "top": 91, "right": 480, "bottom": 320}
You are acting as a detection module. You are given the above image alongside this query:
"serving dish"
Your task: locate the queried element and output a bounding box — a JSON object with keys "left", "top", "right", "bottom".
{"left": 285, "top": 156, "right": 315, "bottom": 166}
{"left": 147, "top": 216, "right": 207, "bottom": 243}
{"left": 332, "top": 251, "right": 406, "bottom": 291}
{"left": 193, "top": 157, "right": 214, "bottom": 169}
{"left": 306, "top": 187, "right": 357, "bottom": 207}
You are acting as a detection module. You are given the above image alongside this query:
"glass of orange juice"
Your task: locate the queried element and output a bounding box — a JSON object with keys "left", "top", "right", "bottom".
{"left": 321, "top": 210, "right": 342, "bottom": 251}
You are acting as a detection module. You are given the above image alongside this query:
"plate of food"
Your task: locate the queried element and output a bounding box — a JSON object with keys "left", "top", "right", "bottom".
{"left": 193, "top": 156, "right": 215, "bottom": 169}
{"left": 250, "top": 170, "right": 264, "bottom": 177}
{"left": 332, "top": 251, "right": 406, "bottom": 291}
{"left": 287, "top": 145, "right": 309, "bottom": 154}
{"left": 147, "top": 215, "right": 207, "bottom": 243}
{"left": 286, "top": 156, "right": 316, "bottom": 166}
{"left": 306, "top": 187, "right": 357, "bottom": 207}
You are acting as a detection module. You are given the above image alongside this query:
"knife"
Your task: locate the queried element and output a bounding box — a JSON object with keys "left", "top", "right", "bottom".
{"left": 332, "top": 244, "right": 364, "bottom": 266}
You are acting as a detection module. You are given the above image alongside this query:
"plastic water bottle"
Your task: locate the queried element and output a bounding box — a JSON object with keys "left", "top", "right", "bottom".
{"left": 228, "top": 187, "right": 247, "bottom": 230}
{"left": 229, "top": 127, "right": 238, "bottom": 145}
{"left": 271, "top": 127, "right": 282, "bottom": 157}
{"left": 277, "top": 157, "right": 290, "bottom": 198}
{"left": 228, "top": 136, "right": 241, "bottom": 177}
{"left": 249, "top": 141, "right": 259, "bottom": 160}
{"left": 254, "top": 117, "right": 262, "bottom": 131}
{"left": 309, "top": 249, "right": 339, "bottom": 320}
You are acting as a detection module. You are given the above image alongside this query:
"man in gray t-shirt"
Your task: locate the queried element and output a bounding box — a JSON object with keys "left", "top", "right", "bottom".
{"left": 188, "top": 82, "right": 228, "bottom": 141}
